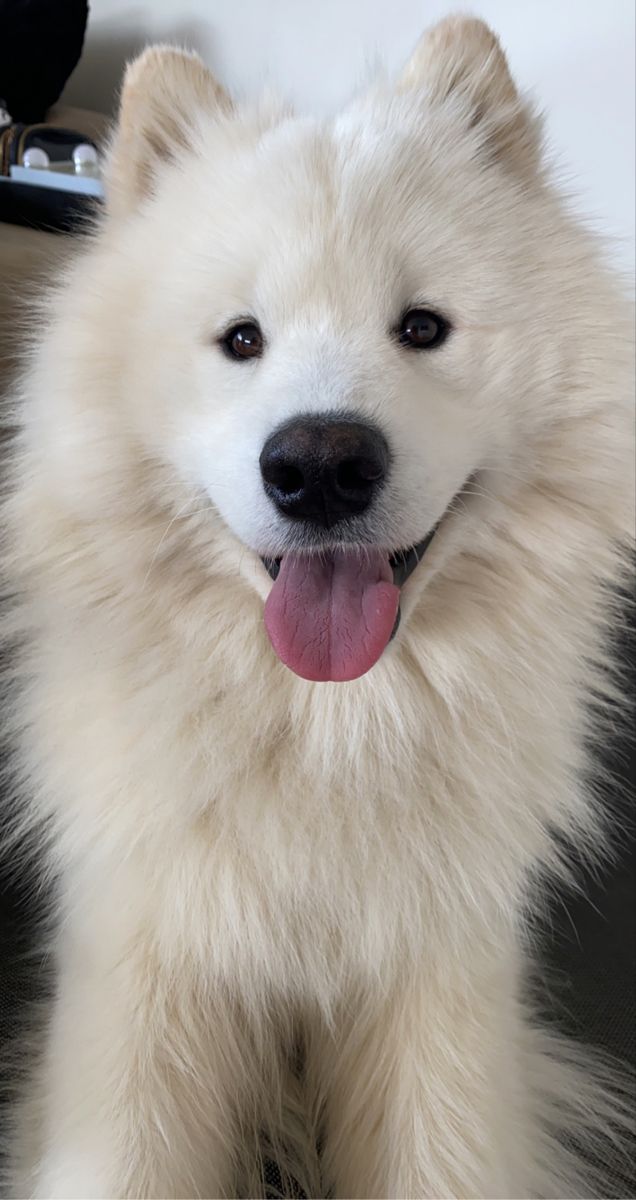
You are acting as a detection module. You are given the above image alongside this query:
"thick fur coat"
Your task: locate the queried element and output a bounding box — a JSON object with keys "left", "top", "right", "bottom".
{"left": 2, "top": 16, "right": 634, "bottom": 1199}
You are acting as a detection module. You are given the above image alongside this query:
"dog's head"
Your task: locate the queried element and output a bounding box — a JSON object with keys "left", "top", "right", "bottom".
{"left": 81, "top": 18, "right": 621, "bottom": 682}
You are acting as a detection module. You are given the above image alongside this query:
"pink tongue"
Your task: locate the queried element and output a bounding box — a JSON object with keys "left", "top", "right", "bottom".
{"left": 264, "top": 549, "right": 399, "bottom": 682}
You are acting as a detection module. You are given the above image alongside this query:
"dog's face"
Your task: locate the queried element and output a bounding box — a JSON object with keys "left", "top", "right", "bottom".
{"left": 99, "top": 19, "right": 569, "bottom": 681}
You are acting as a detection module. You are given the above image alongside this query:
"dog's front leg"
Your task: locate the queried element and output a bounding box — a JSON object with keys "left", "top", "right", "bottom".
{"left": 8, "top": 906, "right": 243, "bottom": 1200}
{"left": 313, "top": 958, "right": 522, "bottom": 1199}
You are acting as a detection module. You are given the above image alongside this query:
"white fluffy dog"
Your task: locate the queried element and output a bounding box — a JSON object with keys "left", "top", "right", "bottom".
{"left": 2, "top": 15, "right": 634, "bottom": 1199}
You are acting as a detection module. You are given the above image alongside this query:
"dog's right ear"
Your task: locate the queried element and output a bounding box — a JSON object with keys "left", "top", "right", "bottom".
{"left": 106, "top": 45, "right": 231, "bottom": 218}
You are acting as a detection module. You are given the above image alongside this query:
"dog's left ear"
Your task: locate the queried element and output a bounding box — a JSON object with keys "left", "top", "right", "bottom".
{"left": 399, "top": 16, "right": 542, "bottom": 176}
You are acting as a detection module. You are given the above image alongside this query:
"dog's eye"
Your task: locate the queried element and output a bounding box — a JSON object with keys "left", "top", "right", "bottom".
{"left": 221, "top": 321, "right": 264, "bottom": 361}
{"left": 397, "top": 308, "right": 450, "bottom": 350}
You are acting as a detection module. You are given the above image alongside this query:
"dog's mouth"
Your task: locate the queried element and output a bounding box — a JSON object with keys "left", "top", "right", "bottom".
{"left": 260, "top": 526, "right": 437, "bottom": 683}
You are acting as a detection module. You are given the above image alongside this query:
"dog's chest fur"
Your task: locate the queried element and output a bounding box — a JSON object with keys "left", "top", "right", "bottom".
{"left": 15, "top": 515, "right": 594, "bottom": 1007}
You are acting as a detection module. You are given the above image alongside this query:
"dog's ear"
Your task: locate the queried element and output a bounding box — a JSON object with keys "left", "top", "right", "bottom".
{"left": 398, "top": 17, "right": 541, "bottom": 176}
{"left": 106, "top": 45, "right": 231, "bottom": 217}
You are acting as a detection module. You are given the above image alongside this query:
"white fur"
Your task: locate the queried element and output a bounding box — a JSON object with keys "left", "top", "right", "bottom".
{"left": 2, "top": 19, "right": 634, "bottom": 1199}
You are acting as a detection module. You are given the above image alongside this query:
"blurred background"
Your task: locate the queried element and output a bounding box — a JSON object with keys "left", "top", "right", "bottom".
{"left": 59, "top": 0, "right": 636, "bottom": 270}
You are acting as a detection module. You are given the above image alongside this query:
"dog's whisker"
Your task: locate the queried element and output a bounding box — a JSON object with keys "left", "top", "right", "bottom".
{"left": 141, "top": 498, "right": 203, "bottom": 590}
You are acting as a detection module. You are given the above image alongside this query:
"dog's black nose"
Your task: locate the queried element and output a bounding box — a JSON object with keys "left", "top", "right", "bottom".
{"left": 260, "top": 414, "right": 389, "bottom": 527}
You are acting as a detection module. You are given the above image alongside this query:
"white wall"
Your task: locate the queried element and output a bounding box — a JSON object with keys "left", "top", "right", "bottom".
{"left": 63, "top": 0, "right": 635, "bottom": 268}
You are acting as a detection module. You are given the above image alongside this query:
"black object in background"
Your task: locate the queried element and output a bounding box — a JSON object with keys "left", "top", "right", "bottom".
{"left": 0, "top": 179, "right": 100, "bottom": 232}
{"left": 0, "top": 0, "right": 89, "bottom": 122}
